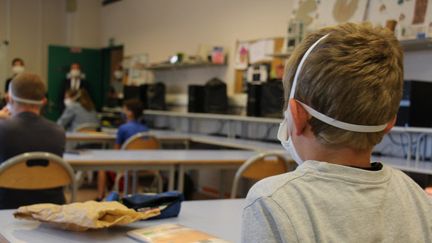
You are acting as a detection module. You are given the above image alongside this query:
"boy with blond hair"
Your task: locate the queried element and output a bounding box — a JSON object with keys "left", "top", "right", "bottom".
{"left": 242, "top": 23, "right": 432, "bottom": 242}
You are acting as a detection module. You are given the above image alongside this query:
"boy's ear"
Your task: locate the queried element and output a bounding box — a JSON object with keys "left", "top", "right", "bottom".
{"left": 383, "top": 116, "right": 397, "bottom": 133}
{"left": 289, "top": 99, "right": 309, "bottom": 136}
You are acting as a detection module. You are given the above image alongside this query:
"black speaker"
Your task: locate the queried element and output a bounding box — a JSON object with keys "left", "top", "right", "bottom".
{"left": 146, "top": 82, "right": 166, "bottom": 110}
{"left": 246, "top": 83, "right": 262, "bottom": 117}
{"left": 139, "top": 84, "right": 148, "bottom": 109}
{"left": 260, "top": 80, "right": 284, "bottom": 118}
{"left": 123, "top": 85, "right": 140, "bottom": 101}
{"left": 188, "top": 85, "right": 205, "bottom": 113}
{"left": 203, "top": 78, "right": 228, "bottom": 114}
{"left": 396, "top": 80, "right": 432, "bottom": 127}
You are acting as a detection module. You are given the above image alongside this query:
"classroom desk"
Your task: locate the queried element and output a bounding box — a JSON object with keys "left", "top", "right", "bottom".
{"left": 64, "top": 150, "right": 259, "bottom": 193}
{"left": 0, "top": 199, "right": 244, "bottom": 243}
{"left": 67, "top": 130, "right": 283, "bottom": 152}
{"left": 373, "top": 155, "right": 432, "bottom": 175}
{"left": 66, "top": 132, "right": 116, "bottom": 143}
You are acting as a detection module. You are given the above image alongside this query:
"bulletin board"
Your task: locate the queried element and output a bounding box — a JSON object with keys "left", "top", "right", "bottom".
{"left": 291, "top": 0, "right": 432, "bottom": 39}
{"left": 234, "top": 37, "right": 285, "bottom": 93}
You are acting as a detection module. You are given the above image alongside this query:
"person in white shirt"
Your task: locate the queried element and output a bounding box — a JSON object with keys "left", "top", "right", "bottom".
{"left": 60, "top": 63, "right": 89, "bottom": 111}
{"left": 242, "top": 22, "right": 432, "bottom": 243}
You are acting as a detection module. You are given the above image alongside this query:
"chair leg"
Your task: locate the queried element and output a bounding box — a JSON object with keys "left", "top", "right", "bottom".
{"left": 86, "top": 171, "right": 94, "bottom": 184}
{"left": 132, "top": 171, "right": 138, "bottom": 194}
{"left": 75, "top": 171, "right": 84, "bottom": 188}
{"left": 113, "top": 173, "right": 122, "bottom": 193}
{"left": 124, "top": 171, "right": 129, "bottom": 195}
{"left": 70, "top": 183, "right": 77, "bottom": 203}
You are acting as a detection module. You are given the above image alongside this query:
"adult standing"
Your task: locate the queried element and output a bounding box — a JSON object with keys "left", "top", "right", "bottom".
{"left": 4, "top": 58, "right": 25, "bottom": 94}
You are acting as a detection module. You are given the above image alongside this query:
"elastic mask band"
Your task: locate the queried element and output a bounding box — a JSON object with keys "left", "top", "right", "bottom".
{"left": 297, "top": 102, "right": 387, "bottom": 133}
{"left": 288, "top": 33, "right": 388, "bottom": 133}
{"left": 8, "top": 84, "right": 44, "bottom": 105}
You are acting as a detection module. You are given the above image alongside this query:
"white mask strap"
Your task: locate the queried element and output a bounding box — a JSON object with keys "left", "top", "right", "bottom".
{"left": 8, "top": 83, "right": 44, "bottom": 105}
{"left": 298, "top": 101, "right": 387, "bottom": 133}
{"left": 288, "top": 33, "right": 388, "bottom": 133}
{"left": 290, "top": 34, "right": 330, "bottom": 99}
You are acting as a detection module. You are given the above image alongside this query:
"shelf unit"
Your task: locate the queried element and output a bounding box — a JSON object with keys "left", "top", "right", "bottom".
{"left": 144, "top": 62, "right": 226, "bottom": 71}
{"left": 400, "top": 38, "right": 432, "bottom": 51}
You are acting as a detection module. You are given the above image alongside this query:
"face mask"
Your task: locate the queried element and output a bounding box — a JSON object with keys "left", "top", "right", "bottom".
{"left": 70, "top": 69, "right": 81, "bottom": 78}
{"left": 278, "top": 33, "right": 389, "bottom": 163}
{"left": 114, "top": 70, "right": 123, "bottom": 80}
{"left": 12, "top": 65, "right": 24, "bottom": 75}
{"left": 64, "top": 98, "right": 74, "bottom": 107}
{"left": 278, "top": 111, "right": 304, "bottom": 164}
{"left": 6, "top": 103, "right": 13, "bottom": 114}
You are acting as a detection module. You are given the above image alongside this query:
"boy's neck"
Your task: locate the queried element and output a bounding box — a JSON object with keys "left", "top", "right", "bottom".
{"left": 301, "top": 138, "right": 373, "bottom": 168}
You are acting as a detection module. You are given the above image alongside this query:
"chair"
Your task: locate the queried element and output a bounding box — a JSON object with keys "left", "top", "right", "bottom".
{"left": 114, "top": 132, "right": 163, "bottom": 194}
{"left": 230, "top": 151, "right": 296, "bottom": 198}
{"left": 74, "top": 123, "right": 100, "bottom": 133}
{"left": 0, "top": 152, "right": 76, "bottom": 202}
{"left": 121, "top": 132, "right": 161, "bottom": 150}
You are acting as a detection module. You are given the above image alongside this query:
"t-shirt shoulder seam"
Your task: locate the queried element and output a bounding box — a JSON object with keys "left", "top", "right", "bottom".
{"left": 244, "top": 196, "right": 300, "bottom": 243}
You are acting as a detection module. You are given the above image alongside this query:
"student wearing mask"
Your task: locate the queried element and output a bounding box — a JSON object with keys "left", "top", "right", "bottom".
{"left": 96, "top": 99, "right": 149, "bottom": 200}
{"left": 4, "top": 58, "right": 25, "bottom": 93}
{"left": 0, "top": 73, "right": 65, "bottom": 209}
{"left": 60, "top": 63, "right": 88, "bottom": 110}
{"left": 242, "top": 23, "right": 432, "bottom": 242}
{"left": 112, "top": 64, "right": 124, "bottom": 98}
{"left": 57, "top": 89, "right": 99, "bottom": 132}
{"left": 65, "top": 63, "right": 86, "bottom": 91}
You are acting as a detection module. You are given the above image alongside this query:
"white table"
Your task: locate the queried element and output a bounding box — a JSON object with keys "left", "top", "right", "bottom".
{"left": 66, "top": 132, "right": 116, "bottom": 143}
{"left": 373, "top": 155, "right": 432, "bottom": 175}
{"left": 0, "top": 199, "right": 244, "bottom": 243}
{"left": 67, "top": 130, "right": 283, "bottom": 152}
{"left": 64, "top": 150, "right": 259, "bottom": 193}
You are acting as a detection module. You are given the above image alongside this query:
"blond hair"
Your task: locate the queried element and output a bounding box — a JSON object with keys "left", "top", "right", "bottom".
{"left": 11, "top": 73, "right": 46, "bottom": 103}
{"left": 283, "top": 23, "right": 403, "bottom": 150}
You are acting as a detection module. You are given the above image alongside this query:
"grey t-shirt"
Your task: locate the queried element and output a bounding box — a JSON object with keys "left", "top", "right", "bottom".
{"left": 242, "top": 160, "right": 432, "bottom": 243}
{"left": 57, "top": 103, "right": 99, "bottom": 132}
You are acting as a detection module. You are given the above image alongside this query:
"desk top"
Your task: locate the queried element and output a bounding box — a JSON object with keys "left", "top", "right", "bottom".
{"left": 64, "top": 150, "right": 258, "bottom": 166}
{"left": 67, "top": 130, "right": 283, "bottom": 152}
{"left": 66, "top": 132, "right": 116, "bottom": 142}
{"left": 374, "top": 156, "right": 432, "bottom": 175}
{"left": 144, "top": 109, "right": 282, "bottom": 124}
{"left": 0, "top": 199, "right": 244, "bottom": 243}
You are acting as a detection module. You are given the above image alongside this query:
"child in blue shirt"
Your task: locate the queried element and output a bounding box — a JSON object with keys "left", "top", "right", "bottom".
{"left": 115, "top": 99, "right": 149, "bottom": 148}
{"left": 97, "top": 99, "right": 148, "bottom": 199}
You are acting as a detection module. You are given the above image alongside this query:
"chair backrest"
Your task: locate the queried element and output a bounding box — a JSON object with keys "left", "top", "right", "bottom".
{"left": 121, "top": 132, "right": 161, "bottom": 150}
{"left": 231, "top": 152, "right": 295, "bottom": 198}
{"left": 74, "top": 123, "right": 100, "bottom": 133}
{"left": 0, "top": 152, "right": 76, "bottom": 201}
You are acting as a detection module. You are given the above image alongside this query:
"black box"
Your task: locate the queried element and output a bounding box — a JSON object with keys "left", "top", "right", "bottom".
{"left": 188, "top": 85, "right": 205, "bottom": 113}
{"left": 396, "top": 80, "right": 432, "bottom": 127}
{"left": 246, "top": 83, "right": 262, "bottom": 117}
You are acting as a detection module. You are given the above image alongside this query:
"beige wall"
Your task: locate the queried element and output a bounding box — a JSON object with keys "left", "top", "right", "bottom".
{"left": 0, "top": 0, "right": 67, "bottom": 92}
{"left": 101, "top": 0, "right": 294, "bottom": 99}
{"left": 66, "top": 0, "right": 101, "bottom": 48}
{"left": 0, "top": 0, "right": 101, "bottom": 96}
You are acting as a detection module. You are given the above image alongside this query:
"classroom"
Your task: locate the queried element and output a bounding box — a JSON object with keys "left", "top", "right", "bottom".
{"left": 0, "top": 0, "right": 431, "bottom": 242}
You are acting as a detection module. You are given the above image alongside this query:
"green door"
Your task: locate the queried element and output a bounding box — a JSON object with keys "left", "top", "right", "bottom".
{"left": 46, "top": 45, "right": 102, "bottom": 121}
